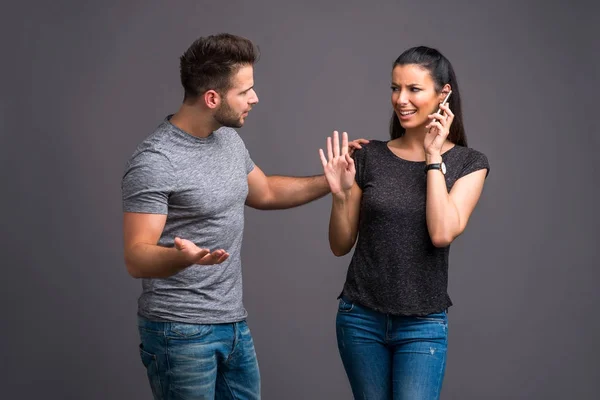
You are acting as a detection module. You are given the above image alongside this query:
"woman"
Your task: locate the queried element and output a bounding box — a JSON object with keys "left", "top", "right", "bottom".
{"left": 319, "top": 46, "right": 490, "bottom": 399}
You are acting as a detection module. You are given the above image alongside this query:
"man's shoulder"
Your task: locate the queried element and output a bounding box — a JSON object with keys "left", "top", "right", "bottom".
{"left": 215, "top": 127, "right": 252, "bottom": 155}
{"left": 125, "top": 122, "right": 174, "bottom": 167}
{"left": 215, "top": 126, "right": 243, "bottom": 142}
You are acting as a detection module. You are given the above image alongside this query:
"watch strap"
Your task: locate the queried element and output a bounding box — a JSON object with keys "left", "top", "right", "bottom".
{"left": 425, "top": 163, "right": 442, "bottom": 172}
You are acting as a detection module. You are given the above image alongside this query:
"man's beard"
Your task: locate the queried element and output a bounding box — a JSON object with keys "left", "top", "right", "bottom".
{"left": 214, "top": 101, "right": 243, "bottom": 128}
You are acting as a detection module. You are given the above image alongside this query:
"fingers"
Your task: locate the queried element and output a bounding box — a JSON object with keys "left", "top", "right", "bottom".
{"left": 427, "top": 109, "right": 452, "bottom": 132}
{"left": 196, "top": 248, "right": 210, "bottom": 259}
{"left": 197, "top": 249, "right": 229, "bottom": 265}
{"left": 348, "top": 138, "right": 369, "bottom": 151}
{"left": 325, "top": 130, "right": 353, "bottom": 159}
{"left": 428, "top": 112, "right": 446, "bottom": 123}
{"left": 345, "top": 153, "right": 355, "bottom": 171}
{"left": 174, "top": 237, "right": 183, "bottom": 250}
{"left": 429, "top": 103, "right": 454, "bottom": 129}
{"left": 198, "top": 252, "right": 216, "bottom": 265}
{"left": 211, "top": 249, "right": 229, "bottom": 264}
{"left": 175, "top": 237, "right": 205, "bottom": 255}
{"left": 333, "top": 131, "right": 340, "bottom": 158}
{"left": 341, "top": 131, "right": 348, "bottom": 156}
{"left": 319, "top": 148, "right": 327, "bottom": 167}
{"left": 425, "top": 120, "right": 444, "bottom": 133}
{"left": 440, "top": 103, "right": 454, "bottom": 120}
{"left": 174, "top": 238, "right": 228, "bottom": 265}
{"left": 216, "top": 252, "right": 229, "bottom": 264}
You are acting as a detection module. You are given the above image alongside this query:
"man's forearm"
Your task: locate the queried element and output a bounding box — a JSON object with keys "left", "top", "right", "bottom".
{"left": 263, "top": 175, "right": 330, "bottom": 209}
{"left": 125, "top": 243, "right": 191, "bottom": 279}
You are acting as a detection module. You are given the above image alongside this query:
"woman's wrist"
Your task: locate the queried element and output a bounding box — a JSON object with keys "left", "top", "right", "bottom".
{"left": 332, "top": 189, "right": 351, "bottom": 203}
{"left": 425, "top": 153, "right": 443, "bottom": 165}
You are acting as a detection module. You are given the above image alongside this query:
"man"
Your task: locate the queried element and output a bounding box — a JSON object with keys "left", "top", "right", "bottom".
{"left": 122, "top": 33, "right": 365, "bottom": 399}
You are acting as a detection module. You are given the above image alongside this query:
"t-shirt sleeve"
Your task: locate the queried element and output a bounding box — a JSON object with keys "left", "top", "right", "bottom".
{"left": 244, "top": 147, "right": 255, "bottom": 174}
{"left": 352, "top": 147, "right": 367, "bottom": 190}
{"left": 122, "top": 150, "right": 175, "bottom": 214}
{"left": 228, "top": 128, "right": 255, "bottom": 174}
{"left": 459, "top": 149, "right": 490, "bottom": 179}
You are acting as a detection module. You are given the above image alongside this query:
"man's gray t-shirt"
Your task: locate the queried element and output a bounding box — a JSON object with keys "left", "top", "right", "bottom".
{"left": 122, "top": 116, "right": 255, "bottom": 324}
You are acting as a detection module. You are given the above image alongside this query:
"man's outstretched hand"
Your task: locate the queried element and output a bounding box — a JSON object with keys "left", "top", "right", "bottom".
{"left": 174, "top": 237, "right": 229, "bottom": 265}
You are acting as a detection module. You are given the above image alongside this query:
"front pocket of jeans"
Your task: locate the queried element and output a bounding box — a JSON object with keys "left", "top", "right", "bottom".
{"left": 338, "top": 298, "right": 354, "bottom": 312}
{"left": 169, "top": 322, "right": 213, "bottom": 338}
{"left": 139, "top": 344, "right": 158, "bottom": 367}
{"left": 139, "top": 344, "right": 163, "bottom": 397}
{"left": 414, "top": 312, "right": 447, "bottom": 323}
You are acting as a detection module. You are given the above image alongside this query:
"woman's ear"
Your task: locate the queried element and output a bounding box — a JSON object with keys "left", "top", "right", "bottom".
{"left": 439, "top": 84, "right": 452, "bottom": 101}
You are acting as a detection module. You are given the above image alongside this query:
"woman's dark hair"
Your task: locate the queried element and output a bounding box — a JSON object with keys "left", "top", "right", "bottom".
{"left": 179, "top": 33, "right": 259, "bottom": 100}
{"left": 389, "top": 46, "right": 467, "bottom": 146}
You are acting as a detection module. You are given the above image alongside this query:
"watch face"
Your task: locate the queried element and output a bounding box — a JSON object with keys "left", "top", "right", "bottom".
{"left": 441, "top": 162, "right": 447, "bottom": 174}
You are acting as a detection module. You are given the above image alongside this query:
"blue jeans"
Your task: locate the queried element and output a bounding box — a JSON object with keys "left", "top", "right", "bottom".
{"left": 336, "top": 297, "right": 448, "bottom": 400}
{"left": 137, "top": 316, "right": 260, "bottom": 400}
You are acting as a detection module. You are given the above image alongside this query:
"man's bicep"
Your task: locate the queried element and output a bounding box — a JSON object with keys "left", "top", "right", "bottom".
{"left": 122, "top": 151, "right": 173, "bottom": 214}
{"left": 123, "top": 212, "right": 167, "bottom": 249}
{"left": 245, "top": 165, "right": 271, "bottom": 208}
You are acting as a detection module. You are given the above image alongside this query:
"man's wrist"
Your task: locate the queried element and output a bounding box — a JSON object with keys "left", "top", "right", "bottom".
{"left": 319, "top": 174, "right": 331, "bottom": 190}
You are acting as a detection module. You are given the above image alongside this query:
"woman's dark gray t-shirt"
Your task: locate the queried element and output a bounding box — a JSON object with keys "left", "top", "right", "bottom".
{"left": 341, "top": 140, "right": 490, "bottom": 316}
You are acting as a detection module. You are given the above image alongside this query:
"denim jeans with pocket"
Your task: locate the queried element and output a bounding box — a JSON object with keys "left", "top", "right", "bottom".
{"left": 336, "top": 296, "right": 448, "bottom": 400}
{"left": 137, "top": 316, "right": 260, "bottom": 400}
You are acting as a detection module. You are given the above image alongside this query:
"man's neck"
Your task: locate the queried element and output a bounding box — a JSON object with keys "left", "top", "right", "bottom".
{"left": 169, "top": 104, "right": 220, "bottom": 138}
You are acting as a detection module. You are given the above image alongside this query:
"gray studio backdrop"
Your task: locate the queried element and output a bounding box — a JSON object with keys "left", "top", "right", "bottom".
{"left": 2, "top": 0, "right": 598, "bottom": 399}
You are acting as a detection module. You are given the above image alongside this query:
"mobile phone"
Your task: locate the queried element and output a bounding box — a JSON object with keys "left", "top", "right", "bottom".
{"left": 432, "top": 91, "right": 452, "bottom": 123}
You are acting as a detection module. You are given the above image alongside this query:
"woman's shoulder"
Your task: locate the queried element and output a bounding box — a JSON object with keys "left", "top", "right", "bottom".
{"left": 353, "top": 139, "right": 388, "bottom": 155}
{"left": 448, "top": 144, "right": 488, "bottom": 161}
{"left": 447, "top": 145, "right": 490, "bottom": 177}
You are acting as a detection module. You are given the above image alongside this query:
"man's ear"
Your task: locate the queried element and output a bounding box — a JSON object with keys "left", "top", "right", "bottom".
{"left": 204, "top": 90, "right": 221, "bottom": 109}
